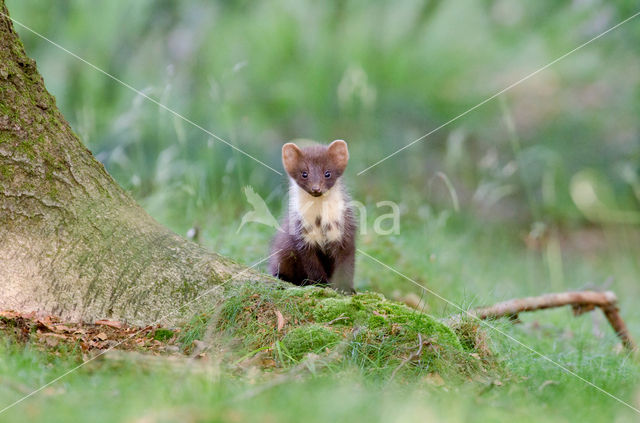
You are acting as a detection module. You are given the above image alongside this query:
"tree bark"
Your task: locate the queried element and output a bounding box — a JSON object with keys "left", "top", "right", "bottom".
{"left": 0, "top": 2, "right": 261, "bottom": 325}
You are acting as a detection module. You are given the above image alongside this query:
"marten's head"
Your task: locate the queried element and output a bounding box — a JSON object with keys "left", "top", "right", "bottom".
{"left": 282, "top": 140, "right": 349, "bottom": 197}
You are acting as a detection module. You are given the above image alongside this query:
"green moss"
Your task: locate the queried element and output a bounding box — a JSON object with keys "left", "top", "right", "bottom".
{"left": 313, "top": 297, "right": 371, "bottom": 327}
{"left": 48, "top": 187, "right": 59, "bottom": 200}
{"left": 281, "top": 324, "right": 341, "bottom": 360}
{"left": 0, "top": 101, "right": 11, "bottom": 117}
{"left": 0, "top": 164, "right": 13, "bottom": 180}
{"left": 42, "top": 150, "right": 64, "bottom": 170}
{"left": 172, "top": 278, "right": 201, "bottom": 301}
{"left": 313, "top": 293, "right": 462, "bottom": 349}
{"left": 152, "top": 328, "right": 175, "bottom": 342}
{"left": 213, "top": 281, "right": 481, "bottom": 380}
{"left": 16, "top": 138, "right": 37, "bottom": 160}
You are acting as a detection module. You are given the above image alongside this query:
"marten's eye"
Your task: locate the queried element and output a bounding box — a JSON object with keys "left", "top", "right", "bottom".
{"left": 324, "top": 171, "right": 331, "bottom": 178}
{"left": 301, "top": 171, "right": 308, "bottom": 179}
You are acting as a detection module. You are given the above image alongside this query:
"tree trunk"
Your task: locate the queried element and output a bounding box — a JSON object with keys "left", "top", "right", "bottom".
{"left": 0, "top": 2, "right": 261, "bottom": 325}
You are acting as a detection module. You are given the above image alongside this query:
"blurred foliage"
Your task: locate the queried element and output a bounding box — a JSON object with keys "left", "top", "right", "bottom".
{"left": 6, "top": 0, "right": 640, "bottom": 234}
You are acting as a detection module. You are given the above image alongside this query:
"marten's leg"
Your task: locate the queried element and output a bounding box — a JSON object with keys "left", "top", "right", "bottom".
{"left": 329, "top": 246, "right": 355, "bottom": 294}
{"left": 270, "top": 246, "right": 304, "bottom": 285}
{"left": 269, "top": 232, "right": 329, "bottom": 285}
{"left": 297, "top": 247, "right": 329, "bottom": 285}
{"left": 270, "top": 242, "right": 329, "bottom": 286}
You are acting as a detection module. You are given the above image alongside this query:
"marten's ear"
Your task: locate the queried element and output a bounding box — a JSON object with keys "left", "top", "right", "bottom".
{"left": 328, "top": 140, "right": 349, "bottom": 172}
{"left": 282, "top": 143, "right": 303, "bottom": 175}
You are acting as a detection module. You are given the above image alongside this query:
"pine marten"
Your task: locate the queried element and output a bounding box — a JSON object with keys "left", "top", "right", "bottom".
{"left": 269, "top": 140, "right": 357, "bottom": 293}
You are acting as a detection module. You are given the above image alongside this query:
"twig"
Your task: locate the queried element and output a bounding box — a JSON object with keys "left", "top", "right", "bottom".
{"left": 388, "top": 333, "right": 424, "bottom": 383}
{"left": 451, "top": 291, "right": 635, "bottom": 351}
{"left": 326, "top": 314, "right": 349, "bottom": 325}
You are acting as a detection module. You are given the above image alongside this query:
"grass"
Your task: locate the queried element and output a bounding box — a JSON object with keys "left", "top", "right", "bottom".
{"left": 0, "top": 319, "right": 637, "bottom": 423}
{"left": 1, "top": 217, "right": 639, "bottom": 422}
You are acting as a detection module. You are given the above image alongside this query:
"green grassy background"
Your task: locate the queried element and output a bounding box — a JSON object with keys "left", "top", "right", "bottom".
{"left": 2, "top": 0, "right": 640, "bottom": 421}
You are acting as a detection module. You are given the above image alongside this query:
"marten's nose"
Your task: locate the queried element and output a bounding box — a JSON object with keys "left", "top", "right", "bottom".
{"left": 311, "top": 186, "right": 321, "bottom": 195}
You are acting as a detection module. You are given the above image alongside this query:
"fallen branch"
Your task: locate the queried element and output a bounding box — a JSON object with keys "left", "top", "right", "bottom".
{"left": 457, "top": 291, "right": 635, "bottom": 351}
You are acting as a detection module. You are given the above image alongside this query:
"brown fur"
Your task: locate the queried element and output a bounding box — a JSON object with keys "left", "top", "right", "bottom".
{"left": 269, "top": 140, "right": 356, "bottom": 293}
{"left": 282, "top": 140, "right": 349, "bottom": 197}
